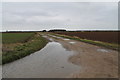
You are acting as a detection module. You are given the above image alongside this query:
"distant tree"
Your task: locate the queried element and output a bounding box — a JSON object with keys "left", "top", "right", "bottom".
{"left": 42, "top": 30, "right": 47, "bottom": 32}
{"left": 6, "top": 30, "right": 9, "bottom": 32}
{"left": 48, "top": 29, "right": 66, "bottom": 32}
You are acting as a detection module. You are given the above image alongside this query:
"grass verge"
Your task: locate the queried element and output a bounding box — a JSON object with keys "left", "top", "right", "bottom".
{"left": 2, "top": 33, "right": 48, "bottom": 64}
{"left": 51, "top": 33, "right": 119, "bottom": 51}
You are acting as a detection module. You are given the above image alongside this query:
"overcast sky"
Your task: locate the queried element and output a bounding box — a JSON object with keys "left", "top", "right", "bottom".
{"left": 2, "top": 2, "right": 118, "bottom": 31}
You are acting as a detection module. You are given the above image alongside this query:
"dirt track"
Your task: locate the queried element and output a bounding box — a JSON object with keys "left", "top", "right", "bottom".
{"left": 3, "top": 34, "right": 118, "bottom": 78}
{"left": 47, "top": 34, "right": 118, "bottom": 78}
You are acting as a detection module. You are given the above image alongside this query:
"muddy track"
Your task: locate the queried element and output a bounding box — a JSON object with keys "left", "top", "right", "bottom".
{"left": 2, "top": 34, "right": 118, "bottom": 78}
{"left": 46, "top": 34, "right": 118, "bottom": 78}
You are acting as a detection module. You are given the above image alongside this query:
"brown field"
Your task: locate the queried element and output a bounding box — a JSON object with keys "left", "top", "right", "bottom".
{"left": 55, "top": 31, "right": 119, "bottom": 44}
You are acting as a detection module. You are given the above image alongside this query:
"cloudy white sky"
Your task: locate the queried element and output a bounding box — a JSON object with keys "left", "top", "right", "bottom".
{"left": 2, "top": 2, "right": 118, "bottom": 31}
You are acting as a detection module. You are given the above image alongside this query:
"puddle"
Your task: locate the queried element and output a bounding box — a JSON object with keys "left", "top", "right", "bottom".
{"left": 42, "top": 35, "right": 48, "bottom": 38}
{"left": 69, "top": 42, "right": 76, "bottom": 44}
{"left": 97, "top": 49, "right": 109, "bottom": 53}
{"left": 48, "top": 35, "right": 63, "bottom": 39}
{"left": 3, "top": 42, "right": 80, "bottom": 78}
{"left": 63, "top": 39, "right": 70, "bottom": 41}
{"left": 56, "top": 37, "right": 63, "bottom": 39}
{"left": 56, "top": 37, "right": 61, "bottom": 38}
{"left": 42, "top": 35, "right": 54, "bottom": 41}
{"left": 48, "top": 38, "right": 54, "bottom": 41}
{"left": 51, "top": 35, "right": 56, "bottom": 38}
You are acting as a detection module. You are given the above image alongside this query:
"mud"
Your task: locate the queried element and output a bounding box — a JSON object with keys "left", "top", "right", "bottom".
{"left": 2, "top": 40, "right": 80, "bottom": 78}
{"left": 48, "top": 34, "right": 118, "bottom": 78}
{"left": 2, "top": 34, "right": 118, "bottom": 78}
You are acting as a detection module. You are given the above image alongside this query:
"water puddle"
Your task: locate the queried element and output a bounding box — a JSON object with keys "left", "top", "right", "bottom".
{"left": 48, "top": 35, "right": 63, "bottom": 39}
{"left": 56, "top": 37, "right": 63, "bottom": 39}
{"left": 63, "top": 39, "right": 70, "bottom": 41}
{"left": 97, "top": 49, "right": 109, "bottom": 53}
{"left": 51, "top": 35, "right": 56, "bottom": 38}
{"left": 69, "top": 42, "right": 76, "bottom": 44}
{"left": 48, "top": 38, "right": 54, "bottom": 41}
{"left": 42, "top": 35, "right": 54, "bottom": 42}
{"left": 42, "top": 35, "right": 48, "bottom": 38}
{"left": 3, "top": 42, "right": 80, "bottom": 78}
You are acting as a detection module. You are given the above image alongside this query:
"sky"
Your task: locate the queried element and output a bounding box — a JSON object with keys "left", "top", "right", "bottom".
{"left": 1, "top": 2, "right": 118, "bottom": 31}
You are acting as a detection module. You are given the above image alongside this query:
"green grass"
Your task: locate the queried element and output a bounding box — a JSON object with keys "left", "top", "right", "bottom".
{"left": 52, "top": 33, "right": 119, "bottom": 51}
{"left": 2, "top": 33, "right": 48, "bottom": 64}
{"left": 2, "top": 33, "right": 35, "bottom": 44}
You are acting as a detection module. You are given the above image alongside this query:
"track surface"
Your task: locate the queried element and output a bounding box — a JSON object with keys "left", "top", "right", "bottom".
{"left": 2, "top": 34, "right": 118, "bottom": 78}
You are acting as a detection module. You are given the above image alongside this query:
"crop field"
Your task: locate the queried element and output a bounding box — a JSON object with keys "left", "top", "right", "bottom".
{"left": 2, "top": 32, "right": 48, "bottom": 64}
{"left": 2, "top": 33, "right": 35, "bottom": 44}
{"left": 55, "top": 31, "right": 119, "bottom": 44}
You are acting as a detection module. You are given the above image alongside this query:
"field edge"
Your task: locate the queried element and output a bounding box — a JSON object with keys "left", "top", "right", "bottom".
{"left": 51, "top": 33, "right": 119, "bottom": 51}
{"left": 2, "top": 33, "right": 49, "bottom": 65}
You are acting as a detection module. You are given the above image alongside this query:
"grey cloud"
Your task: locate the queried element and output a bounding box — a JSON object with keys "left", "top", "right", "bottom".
{"left": 2, "top": 2, "right": 118, "bottom": 31}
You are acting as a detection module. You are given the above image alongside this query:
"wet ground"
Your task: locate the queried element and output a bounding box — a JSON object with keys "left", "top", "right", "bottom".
{"left": 2, "top": 35, "right": 80, "bottom": 78}
{"left": 2, "top": 33, "right": 118, "bottom": 78}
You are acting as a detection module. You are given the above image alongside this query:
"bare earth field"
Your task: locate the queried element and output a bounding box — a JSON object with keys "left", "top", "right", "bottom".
{"left": 55, "top": 31, "right": 119, "bottom": 44}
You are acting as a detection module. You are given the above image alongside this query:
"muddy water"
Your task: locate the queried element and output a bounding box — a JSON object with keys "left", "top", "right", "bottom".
{"left": 69, "top": 42, "right": 76, "bottom": 44}
{"left": 97, "top": 49, "right": 109, "bottom": 53}
{"left": 2, "top": 42, "right": 80, "bottom": 78}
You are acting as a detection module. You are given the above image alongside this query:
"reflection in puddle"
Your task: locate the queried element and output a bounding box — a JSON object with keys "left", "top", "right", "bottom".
{"left": 57, "top": 37, "right": 61, "bottom": 38}
{"left": 48, "top": 38, "right": 54, "bottom": 41}
{"left": 48, "top": 35, "right": 63, "bottom": 39}
{"left": 3, "top": 42, "right": 80, "bottom": 78}
{"left": 51, "top": 35, "right": 56, "bottom": 38}
{"left": 42, "top": 35, "right": 48, "bottom": 38}
{"left": 56, "top": 37, "right": 63, "bottom": 39}
{"left": 97, "top": 49, "right": 109, "bottom": 53}
{"left": 69, "top": 42, "right": 76, "bottom": 44}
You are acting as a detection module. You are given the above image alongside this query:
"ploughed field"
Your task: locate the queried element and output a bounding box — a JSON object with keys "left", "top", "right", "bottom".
{"left": 55, "top": 31, "right": 119, "bottom": 44}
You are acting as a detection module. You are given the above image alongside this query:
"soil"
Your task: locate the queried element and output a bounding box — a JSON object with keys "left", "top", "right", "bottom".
{"left": 48, "top": 34, "right": 118, "bottom": 78}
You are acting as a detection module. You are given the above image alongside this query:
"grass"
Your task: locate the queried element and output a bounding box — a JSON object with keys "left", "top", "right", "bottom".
{"left": 2, "top": 33, "right": 35, "bottom": 44}
{"left": 51, "top": 33, "right": 119, "bottom": 51}
{"left": 2, "top": 32, "right": 48, "bottom": 64}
